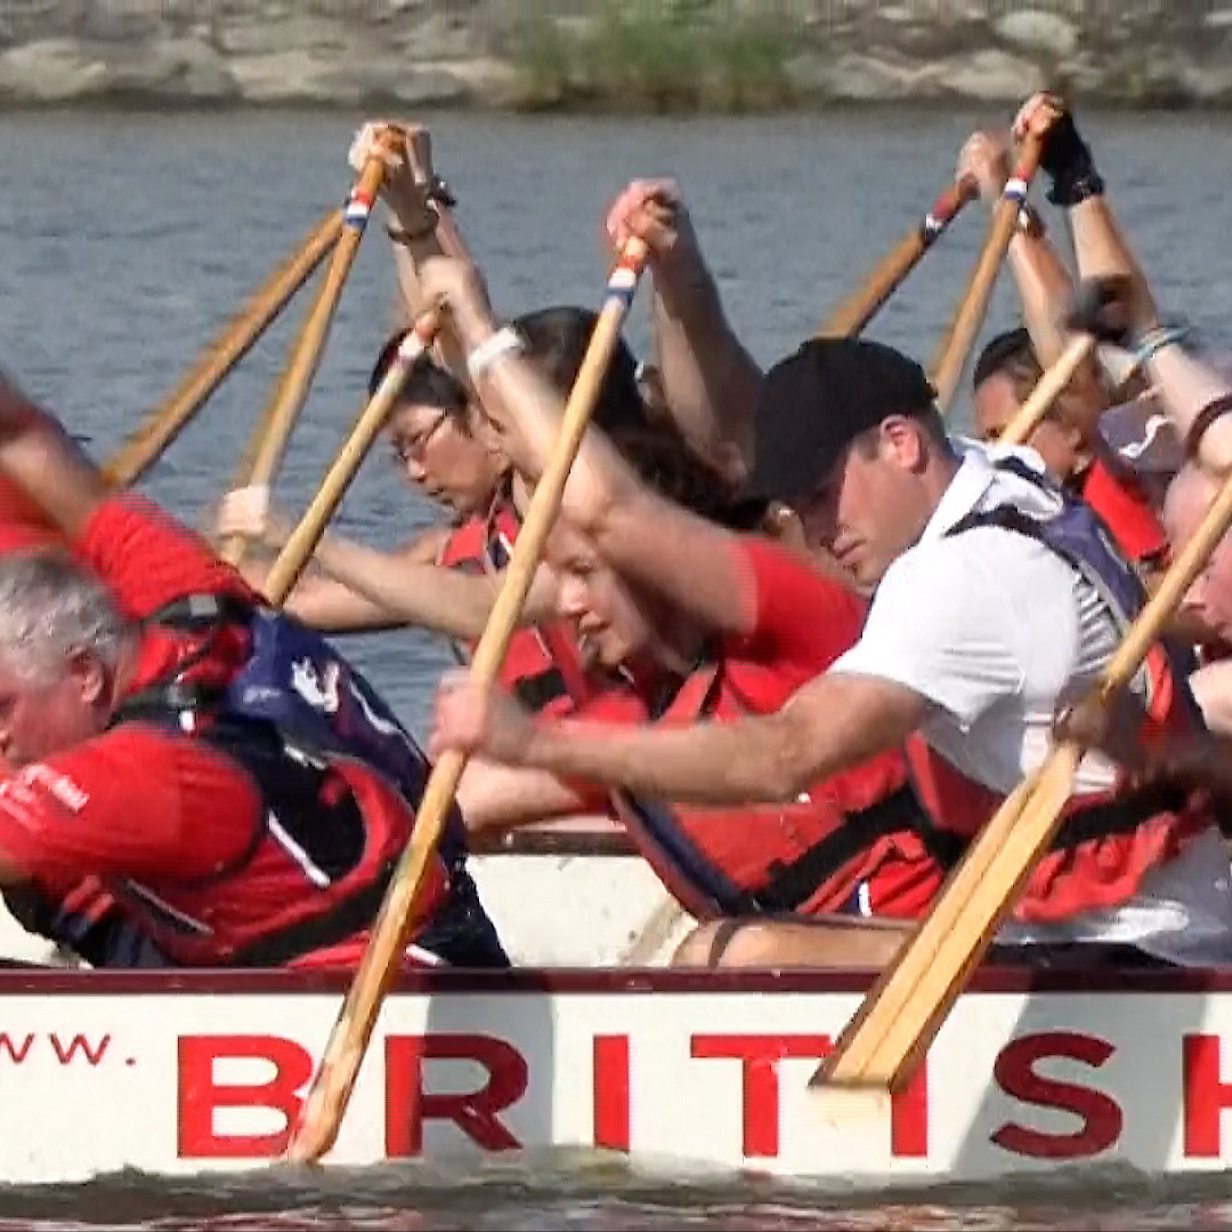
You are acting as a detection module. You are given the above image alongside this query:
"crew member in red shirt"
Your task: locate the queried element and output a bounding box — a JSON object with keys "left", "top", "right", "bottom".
{"left": 417, "top": 256, "right": 946, "bottom": 967}
{"left": 0, "top": 371, "right": 452, "bottom": 969}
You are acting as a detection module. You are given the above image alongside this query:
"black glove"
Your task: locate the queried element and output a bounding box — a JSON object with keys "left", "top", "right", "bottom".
{"left": 1065, "top": 275, "right": 1135, "bottom": 346}
{"left": 1039, "top": 109, "right": 1105, "bottom": 207}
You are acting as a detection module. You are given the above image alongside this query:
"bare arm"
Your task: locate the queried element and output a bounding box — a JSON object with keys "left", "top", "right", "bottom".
{"left": 310, "top": 526, "right": 562, "bottom": 641}
{"left": 0, "top": 373, "right": 107, "bottom": 540}
{"left": 455, "top": 758, "right": 599, "bottom": 833}
{"left": 419, "top": 256, "right": 763, "bottom": 640}
{"left": 956, "top": 129, "right": 1080, "bottom": 367}
{"left": 442, "top": 670, "right": 930, "bottom": 805}
{"left": 608, "top": 181, "right": 761, "bottom": 484}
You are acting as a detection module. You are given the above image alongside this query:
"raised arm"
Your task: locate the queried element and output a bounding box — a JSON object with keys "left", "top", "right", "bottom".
{"left": 348, "top": 122, "right": 469, "bottom": 380}
{"left": 0, "top": 372, "right": 108, "bottom": 540}
{"left": 956, "top": 129, "right": 1079, "bottom": 368}
{"left": 606, "top": 180, "right": 761, "bottom": 485}
{"left": 416, "top": 256, "right": 770, "bottom": 642}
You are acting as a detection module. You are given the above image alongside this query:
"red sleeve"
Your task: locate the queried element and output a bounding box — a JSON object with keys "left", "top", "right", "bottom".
{"left": 1080, "top": 460, "right": 1171, "bottom": 568}
{"left": 71, "top": 494, "right": 256, "bottom": 622}
{"left": 0, "top": 728, "right": 260, "bottom": 885}
{"left": 722, "top": 536, "right": 867, "bottom": 673}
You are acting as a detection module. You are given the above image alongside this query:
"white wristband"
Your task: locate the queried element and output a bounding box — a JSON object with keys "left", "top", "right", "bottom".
{"left": 467, "top": 326, "right": 524, "bottom": 379}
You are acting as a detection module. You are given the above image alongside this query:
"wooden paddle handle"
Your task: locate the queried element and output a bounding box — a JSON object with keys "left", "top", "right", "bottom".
{"left": 1103, "top": 461, "right": 1232, "bottom": 692}
{"left": 100, "top": 208, "right": 343, "bottom": 491}
{"left": 929, "top": 135, "right": 1043, "bottom": 414}
{"left": 820, "top": 179, "right": 977, "bottom": 339}
{"left": 998, "top": 332, "right": 1096, "bottom": 448}
{"left": 218, "top": 153, "right": 391, "bottom": 567}
{"left": 284, "top": 239, "right": 651, "bottom": 1164}
{"left": 261, "top": 312, "right": 440, "bottom": 607}
{"left": 813, "top": 391, "right": 1232, "bottom": 1102}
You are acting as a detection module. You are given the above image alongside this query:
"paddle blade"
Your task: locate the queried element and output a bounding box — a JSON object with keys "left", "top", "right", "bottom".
{"left": 809, "top": 743, "right": 1081, "bottom": 1106}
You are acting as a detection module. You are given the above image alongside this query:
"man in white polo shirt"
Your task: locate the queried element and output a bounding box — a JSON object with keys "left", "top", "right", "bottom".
{"left": 431, "top": 335, "right": 1232, "bottom": 968}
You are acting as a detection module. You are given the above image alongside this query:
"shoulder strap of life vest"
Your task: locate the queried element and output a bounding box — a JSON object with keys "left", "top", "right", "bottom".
{"left": 617, "top": 664, "right": 945, "bottom": 916}
{"left": 946, "top": 454, "right": 1199, "bottom": 713}
{"left": 121, "top": 592, "right": 469, "bottom": 870}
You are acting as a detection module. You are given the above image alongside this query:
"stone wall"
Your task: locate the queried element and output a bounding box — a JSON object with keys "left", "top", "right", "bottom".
{"left": 0, "top": 1, "right": 1229, "bottom": 109}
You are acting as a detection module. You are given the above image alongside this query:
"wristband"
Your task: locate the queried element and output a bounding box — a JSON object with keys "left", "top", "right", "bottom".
{"left": 1185, "top": 393, "right": 1232, "bottom": 459}
{"left": 467, "top": 326, "right": 525, "bottom": 379}
{"left": 1132, "top": 321, "right": 1191, "bottom": 370}
{"left": 386, "top": 221, "right": 436, "bottom": 247}
{"left": 1047, "top": 166, "right": 1106, "bottom": 208}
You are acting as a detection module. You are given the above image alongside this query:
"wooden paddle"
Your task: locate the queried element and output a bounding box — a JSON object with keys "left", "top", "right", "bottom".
{"left": 820, "top": 178, "right": 977, "bottom": 339}
{"left": 996, "top": 332, "right": 1095, "bottom": 448}
{"left": 283, "top": 237, "right": 652, "bottom": 1164}
{"left": 928, "top": 134, "right": 1044, "bottom": 414}
{"left": 217, "top": 147, "right": 394, "bottom": 568}
{"left": 100, "top": 208, "right": 343, "bottom": 490}
{"left": 262, "top": 310, "right": 440, "bottom": 606}
{"left": 996, "top": 276, "right": 1134, "bottom": 449}
{"left": 811, "top": 370, "right": 1229, "bottom": 1115}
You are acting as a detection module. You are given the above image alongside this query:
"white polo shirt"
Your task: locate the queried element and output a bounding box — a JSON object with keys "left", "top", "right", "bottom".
{"left": 831, "top": 437, "right": 1232, "bottom": 964}
{"left": 831, "top": 438, "right": 1126, "bottom": 796}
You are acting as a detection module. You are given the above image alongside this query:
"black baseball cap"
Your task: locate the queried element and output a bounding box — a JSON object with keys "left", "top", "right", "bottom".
{"left": 746, "top": 336, "right": 938, "bottom": 504}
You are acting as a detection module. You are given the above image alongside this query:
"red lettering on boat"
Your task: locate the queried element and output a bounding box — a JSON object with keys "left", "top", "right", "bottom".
{"left": 176, "top": 1034, "right": 313, "bottom": 1159}
{"left": 0, "top": 1032, "right": 111, "bottom": 1066}
{"left": 593, "top": 1034, "right": 630, "bottom": 1150}
{"left": 1182, "top": 1033, "right": 1232, "bottom": 1158}
{"left": 991, "top": 1031, "right": 1122, "bottom": 1159}
{"left": 384, "top": 1034, "right": 527, "bottom": 1156}
{"left": 690, "top": 1033, "right": 928, "bottom": 1159}
{"left": 0, "top": 1033, "right": 34, "bottom": 1064}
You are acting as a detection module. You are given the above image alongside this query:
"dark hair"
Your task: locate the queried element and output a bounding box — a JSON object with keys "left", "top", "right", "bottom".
{"left": 369, "top": 332, "right": 470, "bottom": 422}
{"left": 511, "top": 305, "right": 755, "bottom": 529}
{"left": 972, "top": 327, "right": 1043, "bottom": 397}
{"left": 512, "top": 305, "right": 647, "bottom": 440}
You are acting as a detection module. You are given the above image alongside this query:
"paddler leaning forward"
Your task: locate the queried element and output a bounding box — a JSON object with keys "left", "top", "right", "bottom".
{"left": 432, "top": 329, "right": 1232, "bottom": 970}
{"left": 417, "top": 254, "right": 955, "bottom": 966}
{"left": 0, "top": 370, "right": 494, "bottom": 971}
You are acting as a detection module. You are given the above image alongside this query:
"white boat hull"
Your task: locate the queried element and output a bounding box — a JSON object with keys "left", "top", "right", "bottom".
{"left": 0, "top": 966, "right": 1230, "bottom": 1188}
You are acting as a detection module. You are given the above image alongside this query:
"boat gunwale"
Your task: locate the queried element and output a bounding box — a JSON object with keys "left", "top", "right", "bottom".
{"left": 0, "top": 964, "right": 1224, "bottom": 995}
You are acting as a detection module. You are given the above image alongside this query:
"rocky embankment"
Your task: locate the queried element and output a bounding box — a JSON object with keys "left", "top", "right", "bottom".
{"left": 1, "top": 1, "right": 1231, "bottom": 110}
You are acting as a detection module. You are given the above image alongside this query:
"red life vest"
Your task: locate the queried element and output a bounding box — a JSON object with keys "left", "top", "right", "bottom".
{"left": 438, "top": 500, "right": 596, "bottom": 717}
{"left": 906, "top": 458, "right": 1212, "bottom": 925}
{"left": 608, "top": 663, "right": 944, "bottom": 921}
{"left": 105, "top": 704, "right": 446, "bottom": 967}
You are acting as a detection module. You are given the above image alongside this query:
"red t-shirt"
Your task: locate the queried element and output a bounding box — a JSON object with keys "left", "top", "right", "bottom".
{"left": 1079, "top": 459, "right": 1170, "bottom": 569}
{"left": 0, "top": 495, "right": 435, "bottom": 968}
{"left": 596, "top": 537, "right": 942, "bottom": 918}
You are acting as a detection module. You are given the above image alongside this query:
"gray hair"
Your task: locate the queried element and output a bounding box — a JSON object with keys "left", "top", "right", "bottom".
{"left": 0, "top": 552, "right": 136, "bottom": 686}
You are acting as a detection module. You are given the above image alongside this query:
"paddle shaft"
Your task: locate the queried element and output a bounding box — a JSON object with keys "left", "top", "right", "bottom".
{"left": 100, "top": 209, "right": 343, "bottom": 490}
{"left": 262, "top": 312, "right": 440, "bottom": 607}
{"left": 217, "top": 154, "right": 389, "bottom": 567}
{"left": 284, "top": 239, "right": 651, "bottom": 1164}
{"left": 997, "top": 333, "right": 1096, "bottom": 448}
{"left": 929, "top": 137, "right": 1043, "bottom": 414}
{"left": 814, "top": 433, "right": 1232, "bottom": 1098}
{"left": 820, "top": 179, "right": 976, "bottom": 339}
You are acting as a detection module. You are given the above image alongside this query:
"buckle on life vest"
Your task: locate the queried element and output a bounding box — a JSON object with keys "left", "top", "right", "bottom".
{"left": 749, "top": 784, "right": 938, "bottom": 913}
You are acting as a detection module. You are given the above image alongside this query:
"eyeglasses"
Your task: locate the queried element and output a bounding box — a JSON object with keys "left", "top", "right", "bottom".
{"left": 390, "top": 413, "right": 448, "bottom": 465}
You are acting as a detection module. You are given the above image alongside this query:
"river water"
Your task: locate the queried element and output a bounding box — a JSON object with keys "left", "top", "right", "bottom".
{"left": 2, "top": 106, "right": 1232, "bottom": 1228}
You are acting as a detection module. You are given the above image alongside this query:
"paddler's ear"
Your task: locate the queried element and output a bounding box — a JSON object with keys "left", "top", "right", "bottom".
{"left": 65, "top": 648, "right": 108, "bottom": 707}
